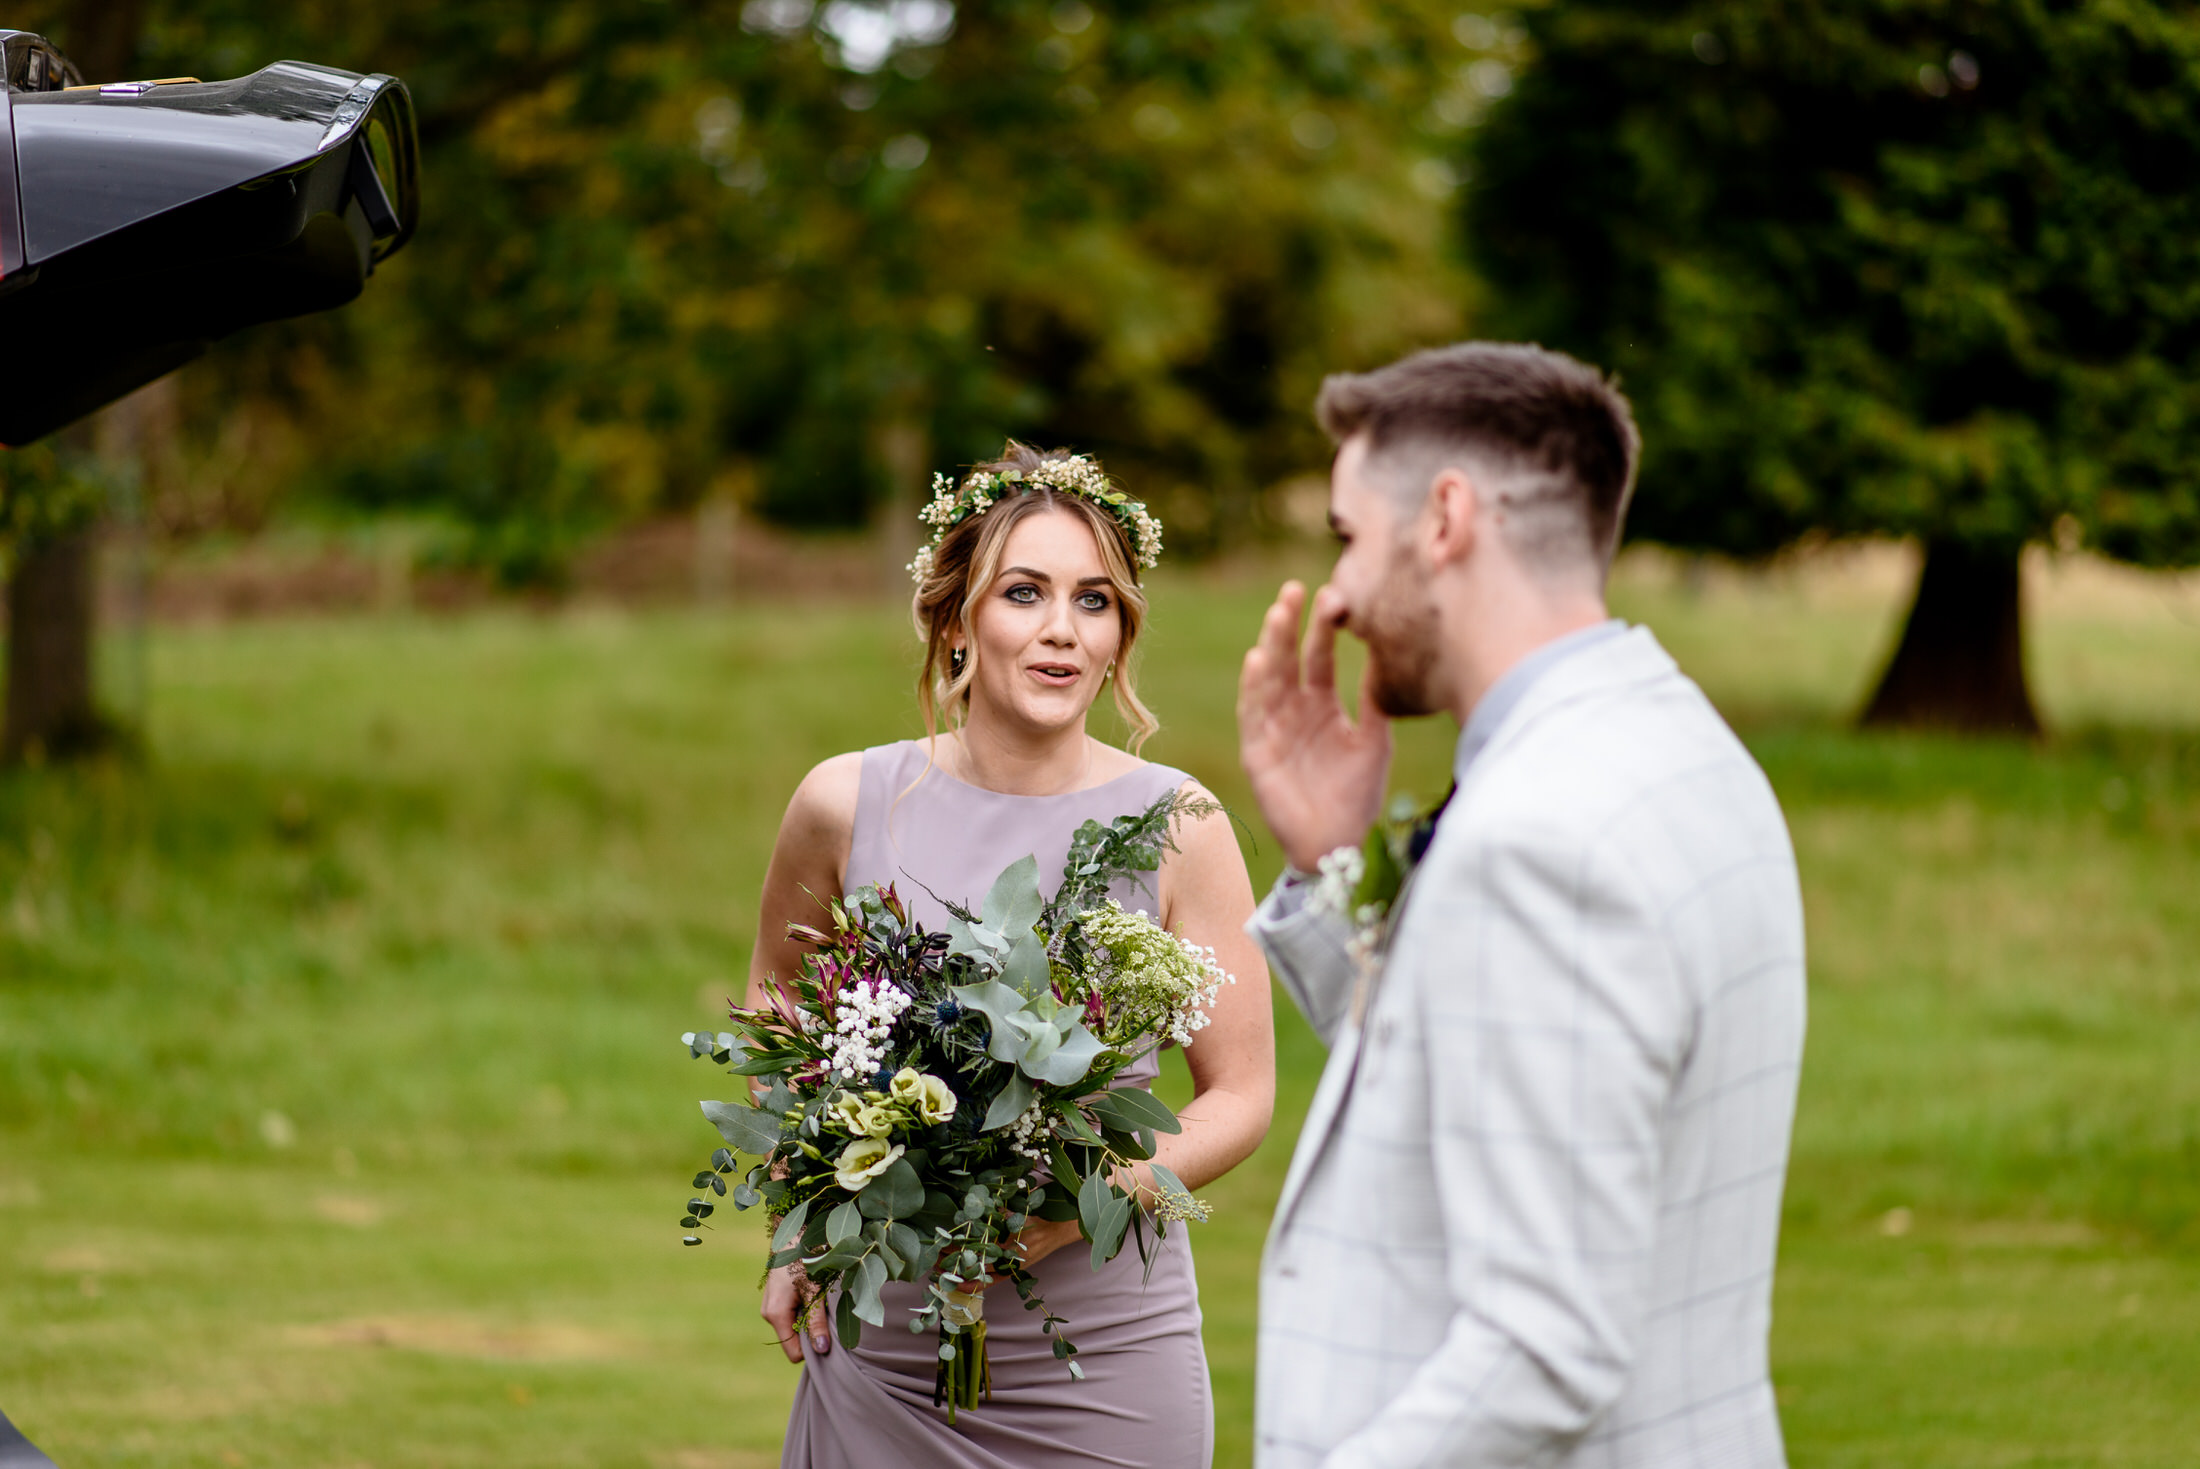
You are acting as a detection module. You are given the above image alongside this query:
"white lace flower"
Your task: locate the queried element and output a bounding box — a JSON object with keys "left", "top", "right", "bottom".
{"left": 1073, "top": 901, "right": 1234, "bottom": 1048}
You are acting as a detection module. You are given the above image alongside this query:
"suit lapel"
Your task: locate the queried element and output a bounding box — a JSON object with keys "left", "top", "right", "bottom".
{"left": 1268, "top": 1016, "right": 1367, "bottom": 1241}
{"left": 1268, "top": 851, "right": 1437, "bottom": 1236}
{"left": 1267, "top": 629, "right": 1680, "bottom": 1244}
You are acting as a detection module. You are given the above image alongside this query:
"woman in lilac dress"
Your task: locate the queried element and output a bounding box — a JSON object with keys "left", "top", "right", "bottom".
{"left": 745, "top": 443, "right": 1275, "bottom": 1469}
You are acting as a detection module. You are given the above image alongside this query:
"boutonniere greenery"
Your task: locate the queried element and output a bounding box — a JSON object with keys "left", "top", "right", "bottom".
{"left": 1308, "top": 789, "right": 1452, "bottom": 969}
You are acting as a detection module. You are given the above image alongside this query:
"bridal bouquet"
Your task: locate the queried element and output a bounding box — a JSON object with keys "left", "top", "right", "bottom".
{"left": 678, "top": 792, "right": 1230, "bottom": 1414}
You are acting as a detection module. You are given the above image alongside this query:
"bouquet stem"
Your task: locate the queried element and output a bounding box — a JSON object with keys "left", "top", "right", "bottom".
{"left": 936, "top": 1287, "right": 991, "bottom": 1421}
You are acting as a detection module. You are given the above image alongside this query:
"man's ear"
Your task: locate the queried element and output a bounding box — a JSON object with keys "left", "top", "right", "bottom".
{"left": 1424, "top": 466, "right": 1479, "bottom": 569}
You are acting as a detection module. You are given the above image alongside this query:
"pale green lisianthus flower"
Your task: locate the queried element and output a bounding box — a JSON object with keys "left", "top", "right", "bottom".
{"left": 827, "top": 1092, "right": 866, "bottom": 1133}
{"left": 833, "top": 1137, "right": 905, "bottom": 1192}
{"left": 857, "top": 1103, "right": 898, "bottom": 1138}
{"left": 890, "top": 1065, "right": 956, "bottom": 1125}
{"left": 916, "top": 1073, "right": 957, "bottom": 1125}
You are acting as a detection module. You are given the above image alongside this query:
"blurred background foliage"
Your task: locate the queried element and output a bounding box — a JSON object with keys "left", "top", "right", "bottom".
{"left": 11, "top": 0, "right": 1478, "bottom": 579}
{"left": 1473, "top": 0, "right": 2200, "bottom": 731}
{"left": 1481, "top": 0, "right": 2200, "bottom": 568}
{"left": 7, "top": 0, "right": 2195, "bottom": 733}
{"left": 6, "top": 7, "right": 2200, "bottom": 1462}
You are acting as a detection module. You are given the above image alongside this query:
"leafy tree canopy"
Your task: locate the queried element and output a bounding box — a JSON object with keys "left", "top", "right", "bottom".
{"left": 1472, "top": 0, "right": 2200, "bottom": 570}
{"left": 15, "top": 0, "right": 1475, "bottom": 577}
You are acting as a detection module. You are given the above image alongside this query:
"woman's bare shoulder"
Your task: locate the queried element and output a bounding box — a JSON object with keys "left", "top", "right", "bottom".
{"left": 1157, "top": 774, "right": 1259, "bottom": 939}
{"left": 1164, "top": 776, "right": 1245, "bottom": 865}
{"left": 779, "top": 751, "right": 865, "bottom": 849}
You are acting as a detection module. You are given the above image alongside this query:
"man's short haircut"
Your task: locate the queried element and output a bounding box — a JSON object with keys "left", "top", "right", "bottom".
{"left": 1315, "top": 342, "right": 1641, "bottom": 570}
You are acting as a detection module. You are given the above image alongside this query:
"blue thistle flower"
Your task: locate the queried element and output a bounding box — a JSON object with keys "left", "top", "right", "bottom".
{"left": 935, "top": 1000, "right": 963, "bottom": 1024}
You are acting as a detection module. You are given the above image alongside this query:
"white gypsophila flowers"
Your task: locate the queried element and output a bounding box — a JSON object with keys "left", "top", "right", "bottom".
{"left": 908, "top": 455, "right": 1162, "bottom": 584}
{"left": 1127, "top": 504, "right": 1163, "bottom": 567}
{"left": 1078, "top": 901, "right": 1234, "bottom": 1048}
{"left": 1309, "top": 844, "right": 1365, "bottom": 923}
{"left": 1006, "top": 1103, "right": 1048, "bottom": 1166}
{"left": 827, "top": 977, "right": 913, "bottom": 1083}
{"left": 1309, "top": 843, "right": 1392, "bottom": 974}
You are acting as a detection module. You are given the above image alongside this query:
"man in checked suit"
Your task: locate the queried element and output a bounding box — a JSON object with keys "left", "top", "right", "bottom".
{"left": 1237, "top": 343, "right": 1806, "bottom": 1468}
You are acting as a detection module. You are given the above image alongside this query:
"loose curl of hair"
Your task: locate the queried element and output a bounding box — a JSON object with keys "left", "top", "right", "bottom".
{"left": 913, "top": 442, "right": 1159, "bottom": 754}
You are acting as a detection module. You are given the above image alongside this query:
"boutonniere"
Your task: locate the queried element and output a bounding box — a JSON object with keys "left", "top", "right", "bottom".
{"left": 1307, "top": 788, "right": 1452, "bottom": 970}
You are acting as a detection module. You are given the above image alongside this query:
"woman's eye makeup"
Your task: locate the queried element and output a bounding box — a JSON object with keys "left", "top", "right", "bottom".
{"left": 998, "top": 581, "right": 1109, "bottom": 610}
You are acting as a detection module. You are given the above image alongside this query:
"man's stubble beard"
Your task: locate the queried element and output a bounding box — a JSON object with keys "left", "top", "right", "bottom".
{"left": 1357, "top": 544, "right": 1445, "bottom": 719}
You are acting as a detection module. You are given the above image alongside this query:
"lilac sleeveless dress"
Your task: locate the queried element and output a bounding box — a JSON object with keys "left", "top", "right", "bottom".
{"left": 781, "top": 740, "right": 1213, "bottom": 1469}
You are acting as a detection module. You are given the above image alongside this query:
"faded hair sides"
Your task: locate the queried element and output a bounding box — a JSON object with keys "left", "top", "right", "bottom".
{"left": 1315, "top": 342, "right": 1642, "bottom": 570}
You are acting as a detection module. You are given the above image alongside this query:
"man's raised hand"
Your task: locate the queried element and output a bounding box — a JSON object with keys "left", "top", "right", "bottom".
{"left": 1237, "top": 581, "right": 1393, "bottom": 874}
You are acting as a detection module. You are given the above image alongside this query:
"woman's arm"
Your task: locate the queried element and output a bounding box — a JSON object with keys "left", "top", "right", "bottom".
{"left": 1008, "top": 780, "right": 1276, "bottom": 1272}
{"left": 1144, "top": 778, "right": 1276, "bottom": 1193}
{"left": 751, "top": 752, "right": 861, "bottom": 1365}
{"left": 746, "top": 753, "right": 862, "bottom": 1014}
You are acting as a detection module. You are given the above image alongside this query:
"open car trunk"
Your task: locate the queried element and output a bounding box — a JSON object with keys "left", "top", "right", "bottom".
{"left": 0, "top": 29, "right": 419, "bottom": 444}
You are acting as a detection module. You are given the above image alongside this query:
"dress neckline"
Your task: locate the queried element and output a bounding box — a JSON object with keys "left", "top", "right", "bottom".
{"left": 899, "top": 739, "right": 1171, "bottom": 802}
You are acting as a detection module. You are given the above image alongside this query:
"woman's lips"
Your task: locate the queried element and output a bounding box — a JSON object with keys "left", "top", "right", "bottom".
{"left": 1028, "top": 663, "right": 1081, "bottom": 684}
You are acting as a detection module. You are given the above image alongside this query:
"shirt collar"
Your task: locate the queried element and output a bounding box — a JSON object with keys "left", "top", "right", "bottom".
{"left": 1453, "top": 619, "right": 1628, "bottom": 783}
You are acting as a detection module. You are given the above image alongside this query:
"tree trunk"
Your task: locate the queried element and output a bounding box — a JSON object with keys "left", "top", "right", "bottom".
{"left": 0, "top": 2, "right": 151, "bottom": 763}
{"left": 875, "top": 416, "right": 930, "bottom": 592}
{"left": 1861, "top": 538, "right": 2042, "bottom": 737}
{"left": 3, "top": 532, "right": 101, "bottom": 762}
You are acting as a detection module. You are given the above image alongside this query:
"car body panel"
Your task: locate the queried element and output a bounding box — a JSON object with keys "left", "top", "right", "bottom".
{"left": 0, "top": 38, "right": 418, "bottom": 444}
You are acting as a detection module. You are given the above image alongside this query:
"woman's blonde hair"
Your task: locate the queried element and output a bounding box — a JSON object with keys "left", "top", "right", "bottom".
{"left": 913, "top": 442, "right": 1159, "bottom": 753}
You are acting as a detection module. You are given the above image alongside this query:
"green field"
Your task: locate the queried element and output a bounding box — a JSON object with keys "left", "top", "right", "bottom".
{"left": 4, "top": 549, "right": 2198, "bottom": 1467}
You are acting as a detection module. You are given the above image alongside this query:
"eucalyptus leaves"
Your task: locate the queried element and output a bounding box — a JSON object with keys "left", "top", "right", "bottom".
{"left": 679, "top": 791, "right": 1227, "bottom": 1414}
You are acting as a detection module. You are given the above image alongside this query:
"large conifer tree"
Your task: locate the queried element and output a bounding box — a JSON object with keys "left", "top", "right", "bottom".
{"left": 1471, "top": 0, "right": 2200, "bottom": 733}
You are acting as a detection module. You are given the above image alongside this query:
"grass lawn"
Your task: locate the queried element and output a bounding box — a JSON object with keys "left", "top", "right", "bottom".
{"left": 3, "top": 547, "right": 2198, "bottom": 1467}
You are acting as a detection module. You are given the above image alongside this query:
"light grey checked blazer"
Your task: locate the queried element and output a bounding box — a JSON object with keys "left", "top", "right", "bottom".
{"left": 1249, "top": 627, "right": 1806, "bottom": 1469}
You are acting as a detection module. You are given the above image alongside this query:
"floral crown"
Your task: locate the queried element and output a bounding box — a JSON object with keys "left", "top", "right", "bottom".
{"left": 907, "top": 454, "right": 1163, "bottom": 585}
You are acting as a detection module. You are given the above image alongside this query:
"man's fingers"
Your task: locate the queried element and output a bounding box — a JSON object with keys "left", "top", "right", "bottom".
{"left": 1239, "top": 582, "right": 1307, "bottom": 744}
{"left": 1256, "top": 582, "right": 1308, "bottom": 685}
{"left": 1301, "top": 583, "right": 1348, "bottom": 696}
{"left": 1237, "top": 647, "right": 1270, "bottom": 744}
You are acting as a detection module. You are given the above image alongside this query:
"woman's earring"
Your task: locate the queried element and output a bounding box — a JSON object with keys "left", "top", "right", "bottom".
{"left": 950, "top": 648, "right": 967, "bottom": 678}
{"left": 1104, "top": 662, "right": 1115, "bottom": 680}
